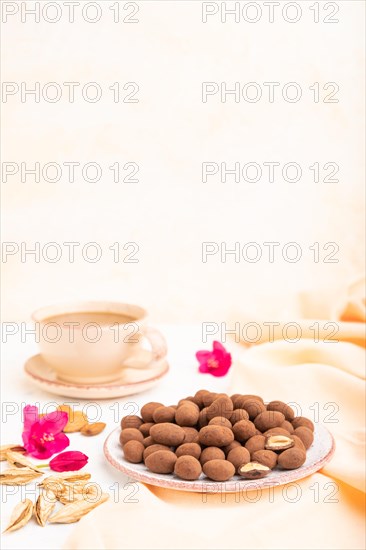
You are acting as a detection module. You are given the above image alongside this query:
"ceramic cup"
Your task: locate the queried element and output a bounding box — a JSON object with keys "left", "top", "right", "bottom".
{"left": 32, "top": 301, "right": 167, "bottom": 384}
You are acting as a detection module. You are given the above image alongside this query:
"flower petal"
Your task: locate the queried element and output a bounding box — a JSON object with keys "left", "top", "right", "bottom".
{"left": 40, "top": 411, "right": 68, "bottom": 435}
{"left": 22, "top": 430, "right": 30, "bottom": 448}
{"left": 213, "top": 343, "right": 231, "bottom": 368}
{"left": 27, "top": 432, "right": 70, "bottom": 460}
{"left": 219, "top": 352, "right": 232, "bottom": 369}
{"left": 198, "top": 362, "right": 210, "bottom": 374}
{"left": 50, "top": 451, "right": 88, "bottom": 472}
{"left": 41, "top": 433, "right": 70, "bottom": 459}
{"left": 210, "top": 366, "right": 229, "bottom": 378}
{"left": 213, "top": 341, "right": 227, "bottom": 353}
{"left": 196, "top": 350, "right": 213, "bottom": 364}
{"left": 27, "top": 445, "right": 49, "bottom": 460}
{"left": 22, "top": 430, "right": 35, "bottom": 452}
{"left": 22, "top": 407, "right": 40, "bottom": 452}
{"left": 197, "top": 341, "right": 232, "bottom": 378}
{"left": 23, "top": 405, "right": 39, "bottom": 432}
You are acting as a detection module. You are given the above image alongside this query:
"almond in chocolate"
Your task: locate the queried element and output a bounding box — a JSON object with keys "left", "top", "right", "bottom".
{"left": 265, "top": 434, "right": 294, "bottom": 451}
{"left": 254, "top": 411, "right": 285, "bottom": 432}
{"left": 174, "top": 456, "right": 202, "bottom": 480}
{"left": 119, "top": 428, "right": 144, "bottom": 446}
{"left": 278, "top": 448, "right": 306, "bottom": 469}
{"left": 140, "top": 402, "right": 163, "bottom": 423}
{"left": 251, "top": 450, "right": 277, "bottom": 469}
{"left": 145, "top": 450, "right": 177, "bottom": 474}
{"left": 175, "top": 443, "right": 201, "bottom": 460}
{"left": 200, "top": 446, "right": 225, "bottom": 465}
{"left": 198, "top": 425, "right": 234, "bottom": 447}
{"left": 150, "top": 423, "right": 185, "bottom": 446}
{"left": 123, "top": 440, "right": 144, "bottom": 464}
{"left": 238, "top": 461, "right": 270, "bottom": 479}
{"left": 293, "top": 426, "right": 314, "bottom": 449}
{"left": 267, "top": 400, "right": 295, "bottom": 421}
{"left": 292, "top": 416, "right": 314, "bottom": 432}
{"left": 203, "top": 459, "right": 235, "bottom": 482}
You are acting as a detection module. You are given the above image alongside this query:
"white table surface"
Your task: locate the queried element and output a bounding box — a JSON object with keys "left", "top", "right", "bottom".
{"left": 0, "top": 324, "right": 233, "bottom": 550}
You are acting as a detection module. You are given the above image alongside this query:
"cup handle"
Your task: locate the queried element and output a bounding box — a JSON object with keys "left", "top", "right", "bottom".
{"left": 140, "top": 326, "right": 168, "bottom": 361}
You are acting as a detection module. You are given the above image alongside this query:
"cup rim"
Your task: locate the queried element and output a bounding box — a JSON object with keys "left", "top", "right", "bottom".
{"left": 31, "top": 301, "right": 147, "bottom": 327}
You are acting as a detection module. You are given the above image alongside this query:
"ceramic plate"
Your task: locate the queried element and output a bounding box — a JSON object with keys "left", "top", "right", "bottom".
{"left": 24, "top": 354, "right": 169, "bottom": 399}
{"left": 104, "top": 424, "right": 335, "bottom": 493}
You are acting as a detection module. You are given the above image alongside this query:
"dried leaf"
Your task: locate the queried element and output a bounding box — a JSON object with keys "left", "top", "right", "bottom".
{"left": 55, "top": 471, "right": 91, "bottom": 482}
{"left": 63, "top": 411, "right": 88, "bottom": 433}
{"left": 0, "top": 468, "right": 42, "bottom": 485}
{"left": 80, "top": 422, "right": 106, "bottom": 436}
{"left": 39, "top": 479, "right": 65, "bottom": 502}
{"left": 60, "top": 480, "right": 88, "bottom": 498}
{"left": 40, "top": 486, "right": 59, "bottom": 504}
{"left": 0, "top": 445, "right": 26, "bottom": 461}
{"left": 63, "top": 480, "right": 89, "bottom": 491}
{"left": 40, "top": 475, "right": 91, "bottom": 502}
{"left": 39, "top": 476, "right": 64, "bottom": 487}
{"left": 59, "top": 494, "right": 81, "bottom": 504}
{"left": 34, "top": 494, "right": 56, "bottom": 527}
{"left": 6, "top": 451, "right": 43, "bottom": 473}
{"left": 3, "top": 499, "right": 33, "bottom": 533}
{"left": 49, "top": 493, "right": 109, "bottom": 524}
{"left": 40, "top": 472, "right": 91, "bottom": 488}
{"left": 59, "top": 483, "right": 99, "bottom": 504}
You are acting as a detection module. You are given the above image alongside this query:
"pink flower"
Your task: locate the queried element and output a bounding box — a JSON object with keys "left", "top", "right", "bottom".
{"left": 22, "top": 405, "right": 69, "bottom": 459}
{"left": 196, "top": 341, "right": 232, "bottom": 377}
{"left": 49, "top": 451, "right": 88, "bottom": 472}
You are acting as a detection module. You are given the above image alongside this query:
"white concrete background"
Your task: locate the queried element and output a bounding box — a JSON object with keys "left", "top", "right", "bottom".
{"left": 0, "top": 3, "right": 365, "bottom": 548}
{"left": 1, "top": 1, "right": 365, "bottom": 321}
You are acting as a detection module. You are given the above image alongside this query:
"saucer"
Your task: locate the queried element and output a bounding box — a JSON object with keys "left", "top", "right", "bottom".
{"left": 24, "top": 354, "right": 169, "bottom": 399}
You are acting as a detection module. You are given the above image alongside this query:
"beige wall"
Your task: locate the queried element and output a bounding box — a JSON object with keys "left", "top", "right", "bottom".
{"left": 1, "top": 1, "right": 365, "bottom": 322}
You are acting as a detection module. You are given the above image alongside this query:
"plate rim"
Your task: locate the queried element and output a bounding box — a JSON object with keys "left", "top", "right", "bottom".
{"left": 104, "top": 424, "right": 335, "bottom": 493}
